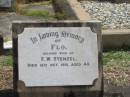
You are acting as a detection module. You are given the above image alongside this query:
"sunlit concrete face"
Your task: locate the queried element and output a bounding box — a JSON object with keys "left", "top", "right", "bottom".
{"left": 18, "top": 27, "right": 99, "bottom": 86}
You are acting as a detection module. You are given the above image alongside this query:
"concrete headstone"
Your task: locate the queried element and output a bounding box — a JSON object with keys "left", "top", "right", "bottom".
{"left": 18, "top": 27, "right": 98, "bottom": 86}
{"left": 0, "top": 0, "right": 12, "bottom": 7}
{"left": 12, "top": 21, "right": 103, "bottom": 97}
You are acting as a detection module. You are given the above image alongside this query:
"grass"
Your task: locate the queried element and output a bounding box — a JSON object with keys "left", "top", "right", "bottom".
{"left": 16, "top": 0, "right": 69, "bottom": 20}
{"left": 0, "top": 49, "right": 12, "bottom": 66}
{"left": 21, "top": 9, "right": 68, "bottom": 20}
{"left": 103, "top": 51, "right": 130, "bottom": 86}
{"left": 0, "top": 55, "right": 13, "bottom": 66}
{"left": 103, "top": 51, "right": 130, "bottom": 66}
{"left": 25, "top": 10, "right": 53, "bottom": 19}
{"left": 55, "top": 12, "right": 67, "bottom": 20}
{"left": 16, "top": 0, "right": 56, "bottom": 20}
{"left": 23, "top": 11, "right": 68, "bottom": 20}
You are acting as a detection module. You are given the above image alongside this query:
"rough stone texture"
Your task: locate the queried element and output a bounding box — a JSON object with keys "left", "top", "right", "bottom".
{"left": 80, "top": 1, "right": 130, "bottom": 29}
{"left": 78, "top": 0, "right": 130, "bottom": 3}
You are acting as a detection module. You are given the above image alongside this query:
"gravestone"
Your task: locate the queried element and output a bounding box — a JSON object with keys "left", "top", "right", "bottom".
{"left": 0, "top": 0, "right": 12, "bottom": 7}
{"left": 12, "top": 21, "right": 103, "bottom": 97}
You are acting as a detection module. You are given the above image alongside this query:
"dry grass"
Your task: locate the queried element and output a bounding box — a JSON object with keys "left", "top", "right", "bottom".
{"left": 103, "top": 51, "right": 130, "bottom": 86}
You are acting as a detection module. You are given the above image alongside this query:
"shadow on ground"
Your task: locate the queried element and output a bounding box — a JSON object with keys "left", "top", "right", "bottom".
{"left": 0, "top": 89, "right": 126, "bottom": 97}
{"left": 0, "top": 89, "right": 17, "bottom": 97}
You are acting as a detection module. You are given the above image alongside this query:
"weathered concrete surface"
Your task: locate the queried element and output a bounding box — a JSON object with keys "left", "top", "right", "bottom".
{"left": 12, "top": 21, "right": 103, "bottom": 97}
{"left": 102, "top": 29, "right": 130, "bottom": 50}
{"left": 102, "top": 29, "right": 130, "bottom": 35}
{"left": 53, "top": 0, "right": 91, "bottom": 20}
{"left": 0, "top": 12, "right": 45, "bottom": 38}
{"left": 67, "top": 0, "right": 91, "bottom": 20}
{"left": 0, "top": 0, "right": 12, "bottom": 7}
{"left": 104, "top": 85, "right": 130, "bottom": 97}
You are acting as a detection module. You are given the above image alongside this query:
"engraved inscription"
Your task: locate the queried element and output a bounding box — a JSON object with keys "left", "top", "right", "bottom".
{"left": 18, "top": 27, "right": 99, "bottom": 86}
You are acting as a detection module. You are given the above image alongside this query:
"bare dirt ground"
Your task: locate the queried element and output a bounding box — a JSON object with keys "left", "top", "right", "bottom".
{"left": 0, "top": 66, "right": 13, "bottom": 90}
